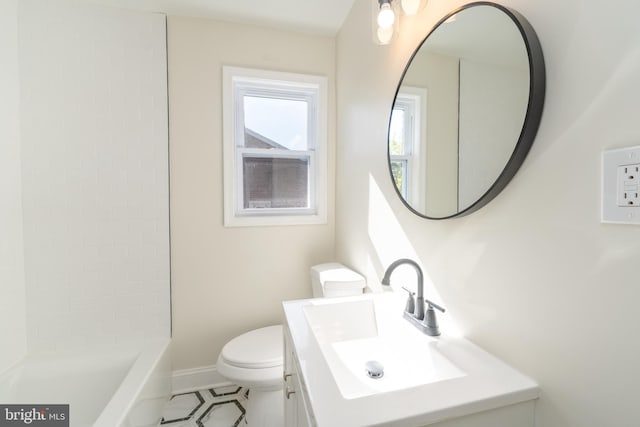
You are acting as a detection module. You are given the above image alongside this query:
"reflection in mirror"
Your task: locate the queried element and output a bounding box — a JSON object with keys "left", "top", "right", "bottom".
{"left": 388, "top": 2, "right": 545, "bottom": 219}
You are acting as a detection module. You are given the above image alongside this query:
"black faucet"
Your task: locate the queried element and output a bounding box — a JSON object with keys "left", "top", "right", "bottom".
{"left": 381, "top": 258, "right": 445, "bottom": 336}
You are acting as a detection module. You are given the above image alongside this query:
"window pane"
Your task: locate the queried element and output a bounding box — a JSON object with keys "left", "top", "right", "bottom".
{"left": 390, "top": 160, "right": 407, "bottom": 197}
{"left": 242, "top": 156, "right": 309, "bottom": 209}
{"left": 243, "top": 96, "right": 308, "bottom": 150}
{"left": 389, "top": 108, "right": 405, "bottom": 155}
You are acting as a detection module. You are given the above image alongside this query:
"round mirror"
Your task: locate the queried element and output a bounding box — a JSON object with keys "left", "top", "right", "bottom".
{"left": 387, "top": 2, "right": 545, "bottom": 219}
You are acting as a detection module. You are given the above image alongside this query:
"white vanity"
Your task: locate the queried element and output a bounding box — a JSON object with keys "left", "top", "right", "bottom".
{"left": 282, "top": 292, "right": 539, "bottom": 427}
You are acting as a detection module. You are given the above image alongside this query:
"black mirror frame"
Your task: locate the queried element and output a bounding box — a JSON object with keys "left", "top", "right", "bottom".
{"left": 387, "top": 1, "right": 546, "bottom": 219}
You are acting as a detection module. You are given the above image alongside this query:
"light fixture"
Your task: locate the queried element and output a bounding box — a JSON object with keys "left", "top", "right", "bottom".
{"left": 400, "top": 0, "right": 421, "bottom": 15}
{"left": 377, "top": 0, "right": 395, "bottom": 29}
{"left": 372, "top": 0, "right": 427, "bottom": 45}
{"left": 377, "top": 25, "right": 394, "bottom": 44}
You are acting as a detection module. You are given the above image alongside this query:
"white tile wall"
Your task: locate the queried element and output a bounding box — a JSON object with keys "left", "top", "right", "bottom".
{"left": 18, "top": 0, "right": 170, "bottom": 350}
{"left": 0, "top": 0, "right": 27, "bottom": 373}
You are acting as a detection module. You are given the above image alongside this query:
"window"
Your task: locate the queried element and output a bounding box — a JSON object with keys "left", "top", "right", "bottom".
{"left": 223, "top": 67, "right": 328, "bottom": 226}
{"left": 389, "top": 103, "right": 411, "bottom": 198}
{"left": 389, "top": 87, "right": 426, "bottom": 208}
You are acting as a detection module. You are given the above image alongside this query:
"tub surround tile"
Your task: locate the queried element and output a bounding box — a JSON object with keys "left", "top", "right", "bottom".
{"left": 160, "top": 384, "right": 246, "bottom": 427}
{"left": 19, "top": 0, "right": 170, "bottom": 352}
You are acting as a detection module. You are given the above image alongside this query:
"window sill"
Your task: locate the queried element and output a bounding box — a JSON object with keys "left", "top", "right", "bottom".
{"left": 223, "top": 212, "right": 327, "bottom": 227}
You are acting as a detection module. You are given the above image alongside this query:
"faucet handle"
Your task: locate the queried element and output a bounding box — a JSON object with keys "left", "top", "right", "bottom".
{"left": 422, "top": 298, "right": 445, "bottom": 336}
{"left": 424, "top": 298, "right": 445, "bottom": 313}
{"left": 401, "top": 287, "right": 415, "bottom": 314}
{"left": 401, "top": 286, "right": 415, "bottom": 296}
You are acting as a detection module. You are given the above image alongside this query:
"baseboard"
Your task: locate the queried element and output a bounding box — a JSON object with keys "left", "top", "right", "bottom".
{"left": 171, "top": 364, "right": 230, "bottom": 394}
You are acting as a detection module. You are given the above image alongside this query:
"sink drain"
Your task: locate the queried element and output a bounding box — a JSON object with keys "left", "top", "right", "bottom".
{"left": 365, "top": 360, "right": 384, "bottom": 379}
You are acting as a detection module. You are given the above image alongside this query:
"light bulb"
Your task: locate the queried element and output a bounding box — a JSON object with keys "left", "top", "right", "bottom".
{"left": 377, "top": 25, "right": 394, "bottom": 44}
{"left": 377, "top": 2, "right": 395, "bottom": 29}
{"left": 400, "top": 0, "right": 421, "bottom": 15}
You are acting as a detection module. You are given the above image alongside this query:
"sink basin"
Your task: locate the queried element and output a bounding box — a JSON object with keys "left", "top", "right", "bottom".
{"left": 303, "top": 299, "right": 378, "bottom": 344}
{"left": 285, "top": 293, "right": 540, "bottom": 426}
{"left": 303, "top": 298, "right": 465, "bottom": 399}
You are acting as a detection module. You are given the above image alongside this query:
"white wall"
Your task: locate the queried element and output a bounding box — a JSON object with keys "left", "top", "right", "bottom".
{"left": 0, "top": 0, "right": 27, "bottom": 373}
{"left": 336, "top": 0, "right": 640, "bottom": 426}
{"left": 167, "top": 17, "right": 336, "bottom": 371}
{"left": 458, "top": 59, "right": 528, "bottom": 210}
{"left": 18, "top": 0, "right": 170, "bottom": 351}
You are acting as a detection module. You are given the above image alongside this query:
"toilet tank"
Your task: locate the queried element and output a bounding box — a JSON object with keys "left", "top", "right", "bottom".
{"left": 310, "top": 263, "right": 366, "bottom": 298}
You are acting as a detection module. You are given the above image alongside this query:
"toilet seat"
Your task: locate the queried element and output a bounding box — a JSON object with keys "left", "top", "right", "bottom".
{"left": 216, "top": 325, "right": 284, "bottom": 391}
{"left": 220, "top": 325, "right": 283, "bottom": 369}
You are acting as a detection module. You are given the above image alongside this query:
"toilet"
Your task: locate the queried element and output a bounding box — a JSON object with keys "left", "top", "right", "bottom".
{"left": 216, "top": 263, "right": 366, "bottom": 427}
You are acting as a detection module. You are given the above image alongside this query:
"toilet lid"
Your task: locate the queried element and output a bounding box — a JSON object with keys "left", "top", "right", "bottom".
{"left": 221, "top": 325, "right": 283, "bottom": 369}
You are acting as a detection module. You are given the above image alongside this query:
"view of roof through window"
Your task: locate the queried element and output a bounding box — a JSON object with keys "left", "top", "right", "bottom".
{"left": 243, "top": 95, "right": 308, "bottom": 150}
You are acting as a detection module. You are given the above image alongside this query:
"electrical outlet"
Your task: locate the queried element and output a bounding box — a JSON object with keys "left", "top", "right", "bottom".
{"left": 617, "top": 164, "right": 640, "bottom": 207}
{"left": 602, "top": 146, "right": 640, "bottom": 224}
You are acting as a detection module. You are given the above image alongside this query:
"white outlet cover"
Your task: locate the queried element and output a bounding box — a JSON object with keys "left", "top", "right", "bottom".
{"left": 602, "top": 146, "right": 640, "bottom": 224}
{"left": 616, "top": 164, "right": 640, "bottom": 207}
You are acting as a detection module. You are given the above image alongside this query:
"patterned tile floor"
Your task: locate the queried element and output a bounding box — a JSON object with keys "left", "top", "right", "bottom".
{"left": 159, "top": 384, "right": 248, "bottom": 427}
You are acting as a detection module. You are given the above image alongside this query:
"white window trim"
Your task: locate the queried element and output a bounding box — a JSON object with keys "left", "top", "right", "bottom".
{"left": 222, "top": 66, "right": 328, "bottom": 227}
{"left": 390, "top": 97, "right": 414, "bottom": 199}
{"left": 392, "top": 86, "right": 427, "bottom": 211}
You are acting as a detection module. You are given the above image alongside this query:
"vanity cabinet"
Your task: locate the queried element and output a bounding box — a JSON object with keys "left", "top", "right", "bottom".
{"left": 283, "top": 325, "right": 315, "bottom": 427}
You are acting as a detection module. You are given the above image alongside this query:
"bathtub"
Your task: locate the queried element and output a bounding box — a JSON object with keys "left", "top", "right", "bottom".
{"left": 0, "top": 338, "right": 171, "bottom": 427}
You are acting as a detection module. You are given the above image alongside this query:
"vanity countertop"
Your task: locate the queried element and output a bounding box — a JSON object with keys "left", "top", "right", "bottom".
{"left": 283, "top": 292, "right": 539, "bottom": 427}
